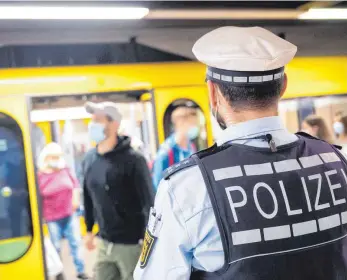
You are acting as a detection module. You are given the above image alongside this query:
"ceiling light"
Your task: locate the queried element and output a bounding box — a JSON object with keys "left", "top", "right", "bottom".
{"left": 299, "top": 8, "right": 347, "bottom": 20}
{"left": 148, "top": 9, "right": 301, "bottom": 20}
{"left": 0, "top": 6, "right": 149, "bottom": 20}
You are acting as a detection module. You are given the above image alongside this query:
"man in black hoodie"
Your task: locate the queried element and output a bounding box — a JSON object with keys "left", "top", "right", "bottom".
{"left": 81, "top": 102, "right": 154, "bottom": 280}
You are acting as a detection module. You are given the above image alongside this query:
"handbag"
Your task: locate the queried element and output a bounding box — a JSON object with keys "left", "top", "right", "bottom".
{"left": 44, "top": 236, "right": 64, "bottom": 277}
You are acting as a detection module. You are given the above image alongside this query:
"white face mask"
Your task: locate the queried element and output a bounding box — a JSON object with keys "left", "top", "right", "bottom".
{"left": 88, "top": 122, "right": 106, "bottom": 143}
{"left": 333, "top": 122, "right": 344, "bottom": 135}
{"left": 47, "top": 158, "right": 65, "bottom": 169}
{"left": 187, "top": 126, "right": 200, "bottom": 140}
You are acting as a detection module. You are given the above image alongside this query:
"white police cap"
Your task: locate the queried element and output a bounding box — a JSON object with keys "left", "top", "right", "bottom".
{"left": 193, "top": 26, "right": 297, "bottom": 84}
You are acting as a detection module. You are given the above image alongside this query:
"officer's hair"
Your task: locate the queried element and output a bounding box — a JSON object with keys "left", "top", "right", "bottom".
{"left": 215, "top": 78, "right": 284, "bottom": 110}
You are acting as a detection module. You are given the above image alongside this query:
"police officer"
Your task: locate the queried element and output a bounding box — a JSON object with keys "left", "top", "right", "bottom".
{"left": 134, "top": 26, "right": 347, "bottom": 280}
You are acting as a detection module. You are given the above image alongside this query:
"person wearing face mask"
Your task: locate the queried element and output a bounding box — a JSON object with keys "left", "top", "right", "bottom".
{"left": 151, "top": 105, "right": 199, "bottom": 190}
{"left": 333, "top": 111, "right": 345, "bottom": 140}
{"left": 81, "top": 102, "right": 154, "bottom": 280}
{"left": 37, "top": 142, "right": 88, "bottom": 280}
{"left": 334, "top": 120, "right": 345, "bottom": 139}
{"left": 135, "top": 27, "right": 347, "bottom": 280}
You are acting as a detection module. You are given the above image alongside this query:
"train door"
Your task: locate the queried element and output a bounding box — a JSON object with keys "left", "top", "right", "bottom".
{"left": 153, "top": 86, "right": 213, "bottom": 147}
{"left": 0, "top": 95, "right": 46, "bottom": 280}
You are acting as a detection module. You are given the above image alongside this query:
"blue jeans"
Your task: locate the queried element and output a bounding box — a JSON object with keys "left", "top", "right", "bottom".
{"left": 47, "top": 214, "right": 85, "bottom": 274}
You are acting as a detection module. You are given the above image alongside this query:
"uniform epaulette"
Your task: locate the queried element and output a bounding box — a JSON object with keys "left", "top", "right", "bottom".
{"left": 163, "top": 157, "right": 196, "bottom": 180}
{"left": 163, "top": 144, "right": 218, "bottom": 180}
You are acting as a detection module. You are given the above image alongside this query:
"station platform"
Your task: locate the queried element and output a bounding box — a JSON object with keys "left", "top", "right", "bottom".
{"left": 58, "top": 239, "right": 96, "bottom": 280}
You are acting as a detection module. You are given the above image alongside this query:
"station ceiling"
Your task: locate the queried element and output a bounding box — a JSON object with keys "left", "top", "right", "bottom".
{"left": 0, "top": 1, "right": 346, "bottom": 57}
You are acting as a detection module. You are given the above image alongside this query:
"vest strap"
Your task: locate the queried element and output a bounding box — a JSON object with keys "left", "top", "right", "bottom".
{"left": 296, "top": 131, "right": 342, "bottom": 150}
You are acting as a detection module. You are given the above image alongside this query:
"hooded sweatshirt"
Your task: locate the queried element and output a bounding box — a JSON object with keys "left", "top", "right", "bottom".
{"left": 83, "top": 136, "right": 154, "bottom": 244}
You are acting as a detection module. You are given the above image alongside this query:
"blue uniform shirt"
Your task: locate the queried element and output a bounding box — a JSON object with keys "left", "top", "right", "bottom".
{"left": 134, "top": 116, "right": 299, "bottom": 280}
{"left": 152, "top": 134, "right": 195, "bottom": 190}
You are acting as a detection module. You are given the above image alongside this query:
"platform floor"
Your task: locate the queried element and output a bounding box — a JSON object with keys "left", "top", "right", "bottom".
{"left": 60, "top": 239, "right": 96, "bottom": 280}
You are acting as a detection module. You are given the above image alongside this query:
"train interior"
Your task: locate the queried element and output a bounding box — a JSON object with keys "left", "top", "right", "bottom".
{"left": 30, "top": 91, "right": 158, "bottom": 176}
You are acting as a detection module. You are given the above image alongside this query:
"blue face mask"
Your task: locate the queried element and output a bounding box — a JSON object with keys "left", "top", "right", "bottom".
{"left": 88, "top": 122, "right": 106, "bottom": 143}
{"left": 187, "top": 126, "right": 199, "bottom": 140}
{"left": 334, "top": 122, "right": 344, "bottom": 135}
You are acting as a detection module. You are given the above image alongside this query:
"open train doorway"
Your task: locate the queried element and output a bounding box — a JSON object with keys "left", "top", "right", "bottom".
{"left": 30, "top": 90, "right": 158, "bottom": 177}
{"left": 29, "top": 90, "right": 158, "bottom": 250}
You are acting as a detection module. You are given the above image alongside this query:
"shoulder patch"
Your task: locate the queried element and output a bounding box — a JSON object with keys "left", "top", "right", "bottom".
{"left": 163, "top": 157, "right": 196, "bottom": 180}
{"left": 139, "top": 228, "right": 157, "bottom": 268}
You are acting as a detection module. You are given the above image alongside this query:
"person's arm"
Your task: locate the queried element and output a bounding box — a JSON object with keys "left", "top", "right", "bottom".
{"left": 79, "top": 155, "right": 96, "bottom": 250}
{"left": 133, "top": 154, "right": 155, "bottom": 223}
{"left": 84, "top": 182, "right": 96, "bottom": 250}
{"left": 134, "top": 179, "right": 193, "bottom": 280}
{"left": 72, "top": 189, "right": 80, "bottom": 211}
{"left": 66, "top": 169, "right": 81, "bottom": 211}
{"left": 83, "top": 183, "right": 94, "bottom": 233}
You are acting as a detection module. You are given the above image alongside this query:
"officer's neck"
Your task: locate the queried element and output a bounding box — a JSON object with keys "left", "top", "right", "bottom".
{"left": 224, "top": 107, "right": 278, "bottom": 126}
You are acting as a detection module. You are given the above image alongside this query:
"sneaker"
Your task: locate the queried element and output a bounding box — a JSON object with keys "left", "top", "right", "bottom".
{"left": 77, "top": 273, "right": 89, "bottom": 279}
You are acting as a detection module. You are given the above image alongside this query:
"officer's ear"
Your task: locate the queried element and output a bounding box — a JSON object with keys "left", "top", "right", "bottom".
{"left": 280, "top": 73, "right": 288, "bottom": 98}
{"left": 207, "top": 80, "right": 218, "bottom": 109}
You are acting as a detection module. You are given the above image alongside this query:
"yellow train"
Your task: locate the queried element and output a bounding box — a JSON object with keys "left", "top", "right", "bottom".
{"left": 1, "top": 57, "right": 347, "bottom": 279}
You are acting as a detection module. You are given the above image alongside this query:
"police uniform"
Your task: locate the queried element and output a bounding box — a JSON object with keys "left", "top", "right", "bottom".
{"left": 134, "top": 27, "right": 347, "bottom": 280}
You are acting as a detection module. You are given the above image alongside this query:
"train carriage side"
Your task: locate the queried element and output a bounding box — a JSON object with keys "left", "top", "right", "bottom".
{"left": 0, "top": 57, "right": 346, "bottom": 279}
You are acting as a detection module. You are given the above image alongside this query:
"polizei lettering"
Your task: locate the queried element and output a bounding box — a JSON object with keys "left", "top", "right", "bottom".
{"left": 211, "top": 152, "right": 347, "bottom": 250}
{"left": 226, "top": 168, "right": 347, "bottom": 223}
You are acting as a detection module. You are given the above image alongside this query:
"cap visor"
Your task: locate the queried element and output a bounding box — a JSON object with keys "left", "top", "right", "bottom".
{"left": 85, "top": 102, "right": 104, "bottom": 115}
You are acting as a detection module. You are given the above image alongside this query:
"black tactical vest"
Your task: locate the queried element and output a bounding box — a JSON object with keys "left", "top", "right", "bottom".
{"left": 168, "top": 133, "right": 347, "bottom": 280}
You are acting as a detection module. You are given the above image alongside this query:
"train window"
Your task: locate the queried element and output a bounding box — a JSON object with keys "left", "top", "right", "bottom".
{"left": 163, "top": 99, "right": 208, "bottom": 152}
{"left": 0, "top": 113, "right": 32, "bottom": 263}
